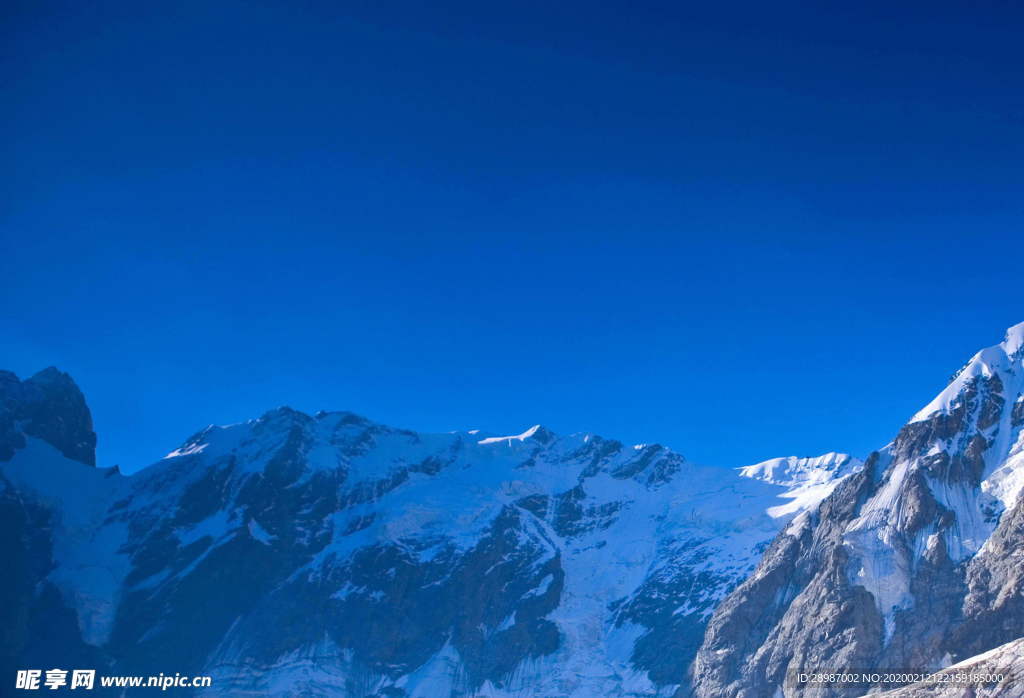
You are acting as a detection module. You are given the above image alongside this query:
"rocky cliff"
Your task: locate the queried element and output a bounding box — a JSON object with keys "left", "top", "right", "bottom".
{"left": 692, "top": 323, "right": 1024, "bottom": 697}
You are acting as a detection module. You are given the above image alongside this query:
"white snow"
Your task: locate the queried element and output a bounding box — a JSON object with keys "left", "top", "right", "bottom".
{"left": 247, "top": 519, "right": 276, "bottom": 545}
{"left": 841, "top": 322, "right": 1024, "bottom": 637}
{"left": 738, "top": 452, "right": 861, "bottom": 488}
{"left": 477, "top": 424, "right": 543, "bottom": 445}
{"left": 164, "top": 441, "right": 209, "bottom": 459}
{"left": 0, "top": 394, "right": 902, "bottom": 696}
{"left": 910, "top": 321, "right": 1024, "bottom": 424}
{"left": 739, "top": 453, "right": 863, "bottom": 519}
{"left": 4, "top": 438, "right": 133, "bottom": 646}
{"left": 981, "top": 427, "right": 1024, "bottom": 512}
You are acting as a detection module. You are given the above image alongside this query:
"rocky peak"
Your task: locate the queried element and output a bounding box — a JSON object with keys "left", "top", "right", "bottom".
{"left": 693, "top": 322, "right": 1024, "bottom": 697}
{"left": 0, "top": 367, "right": 96, "bottom": 466}
{"left": 912, "top": 321, "right": 1024, "bottom": 428}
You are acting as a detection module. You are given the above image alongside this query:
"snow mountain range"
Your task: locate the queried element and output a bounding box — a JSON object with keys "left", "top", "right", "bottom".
{"left": 4, "top": 322, "right": 1024, "bottom": 697}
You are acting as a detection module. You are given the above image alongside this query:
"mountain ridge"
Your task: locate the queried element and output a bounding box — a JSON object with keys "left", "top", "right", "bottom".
{"left": 1, "top": 369, "right": 855, "bottom": 697}
{"left": 5, "top": 321, "right": 1024, "bottom": 696}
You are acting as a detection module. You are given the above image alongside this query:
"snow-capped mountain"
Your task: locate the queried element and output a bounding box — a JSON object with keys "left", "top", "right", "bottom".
{"left": 738, "top": 453, "right": 863, "bottom": 520}
{"left": 7, "top": 322, "right": 1024, "bottom": 697}
{"left": 693, "top": 322, "right": 1024, "bottom": 697}
{"left": 1, "top": 369, "right": 856, "bottom": 697}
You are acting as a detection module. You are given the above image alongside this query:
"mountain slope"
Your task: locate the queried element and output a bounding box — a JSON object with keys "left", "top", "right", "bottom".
{"left": 1, "top": 372, "right": 856, "bottom": 697}
{"left": 692, "top": 322, "right": 1024, "bottom": 698}
{"left": 0, "top": 369, "right": 111, "bottom": 686}
{"left": 868, "top": 637, "right": 1024, "bottom": 697}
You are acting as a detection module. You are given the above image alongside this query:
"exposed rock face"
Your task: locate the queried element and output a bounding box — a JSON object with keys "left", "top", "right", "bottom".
{"left": 956, "top": 496, "right": 1024, "bottom": 659}
{"left": 692, "top": 323, "right": 1024, "bottom": 698}
{"left": 0, "top": 367, "right": 96, "bottom": 466}
{"left": 0, "top": 370, "right": 105, "bottom": 689}
{"left": 869, "top": 637, "right": 1024, "bottom": 698}
{"left": 0, "top": 371, "right": 855, "bottom": 697}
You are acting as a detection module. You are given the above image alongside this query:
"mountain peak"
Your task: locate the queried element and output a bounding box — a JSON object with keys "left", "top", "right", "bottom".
{"left": 0, "top": 367, "right": 96, "bottom": 466}
{"left": 737, "top": 452, "right": 861, "bottom": 488}
{"left": 256, "top": 405, "right": 313, "bottom": 425}
{"left": 27, "top": 365, "right": 76, "bottom": 385}
{"left": 911, "top": 321, "right": 1024, "bottom": 424}
{"left": 477, "top": 424, "right": 553, "bottom": 445}
{"left": 736, "top": 452, "right": 864, "bottom": 520}
{"left": 1002, "top": 320, "right": 1024, "bottom": 356}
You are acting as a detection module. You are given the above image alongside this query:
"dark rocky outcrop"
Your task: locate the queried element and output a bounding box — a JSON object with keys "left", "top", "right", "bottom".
{"left": 0, "top": 367, "right": 96, "bottom": 466}
{"left": 0, "top": 371, "right": 106, "bottom": 687}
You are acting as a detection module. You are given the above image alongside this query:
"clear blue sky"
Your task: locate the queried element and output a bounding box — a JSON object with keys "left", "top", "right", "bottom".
{"left": 3, "top": 1, "right": 1022, "bottom": 472}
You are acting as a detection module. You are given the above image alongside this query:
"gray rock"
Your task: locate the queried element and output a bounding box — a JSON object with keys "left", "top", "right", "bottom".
{"left": 867, "top": 637, "right": 1024, "bottom": 698}
{"left": 694, "top": 325, "right": 1024, "bottom": 698}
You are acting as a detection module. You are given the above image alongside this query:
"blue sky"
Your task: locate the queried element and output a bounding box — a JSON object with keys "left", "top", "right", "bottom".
{"left": 3, "top": 1, "right": 1022, "bottom": 472}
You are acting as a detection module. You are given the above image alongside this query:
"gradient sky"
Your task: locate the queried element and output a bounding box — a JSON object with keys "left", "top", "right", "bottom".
{"left": 3, "top": 1, "right": 1023, "bottom": 472}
